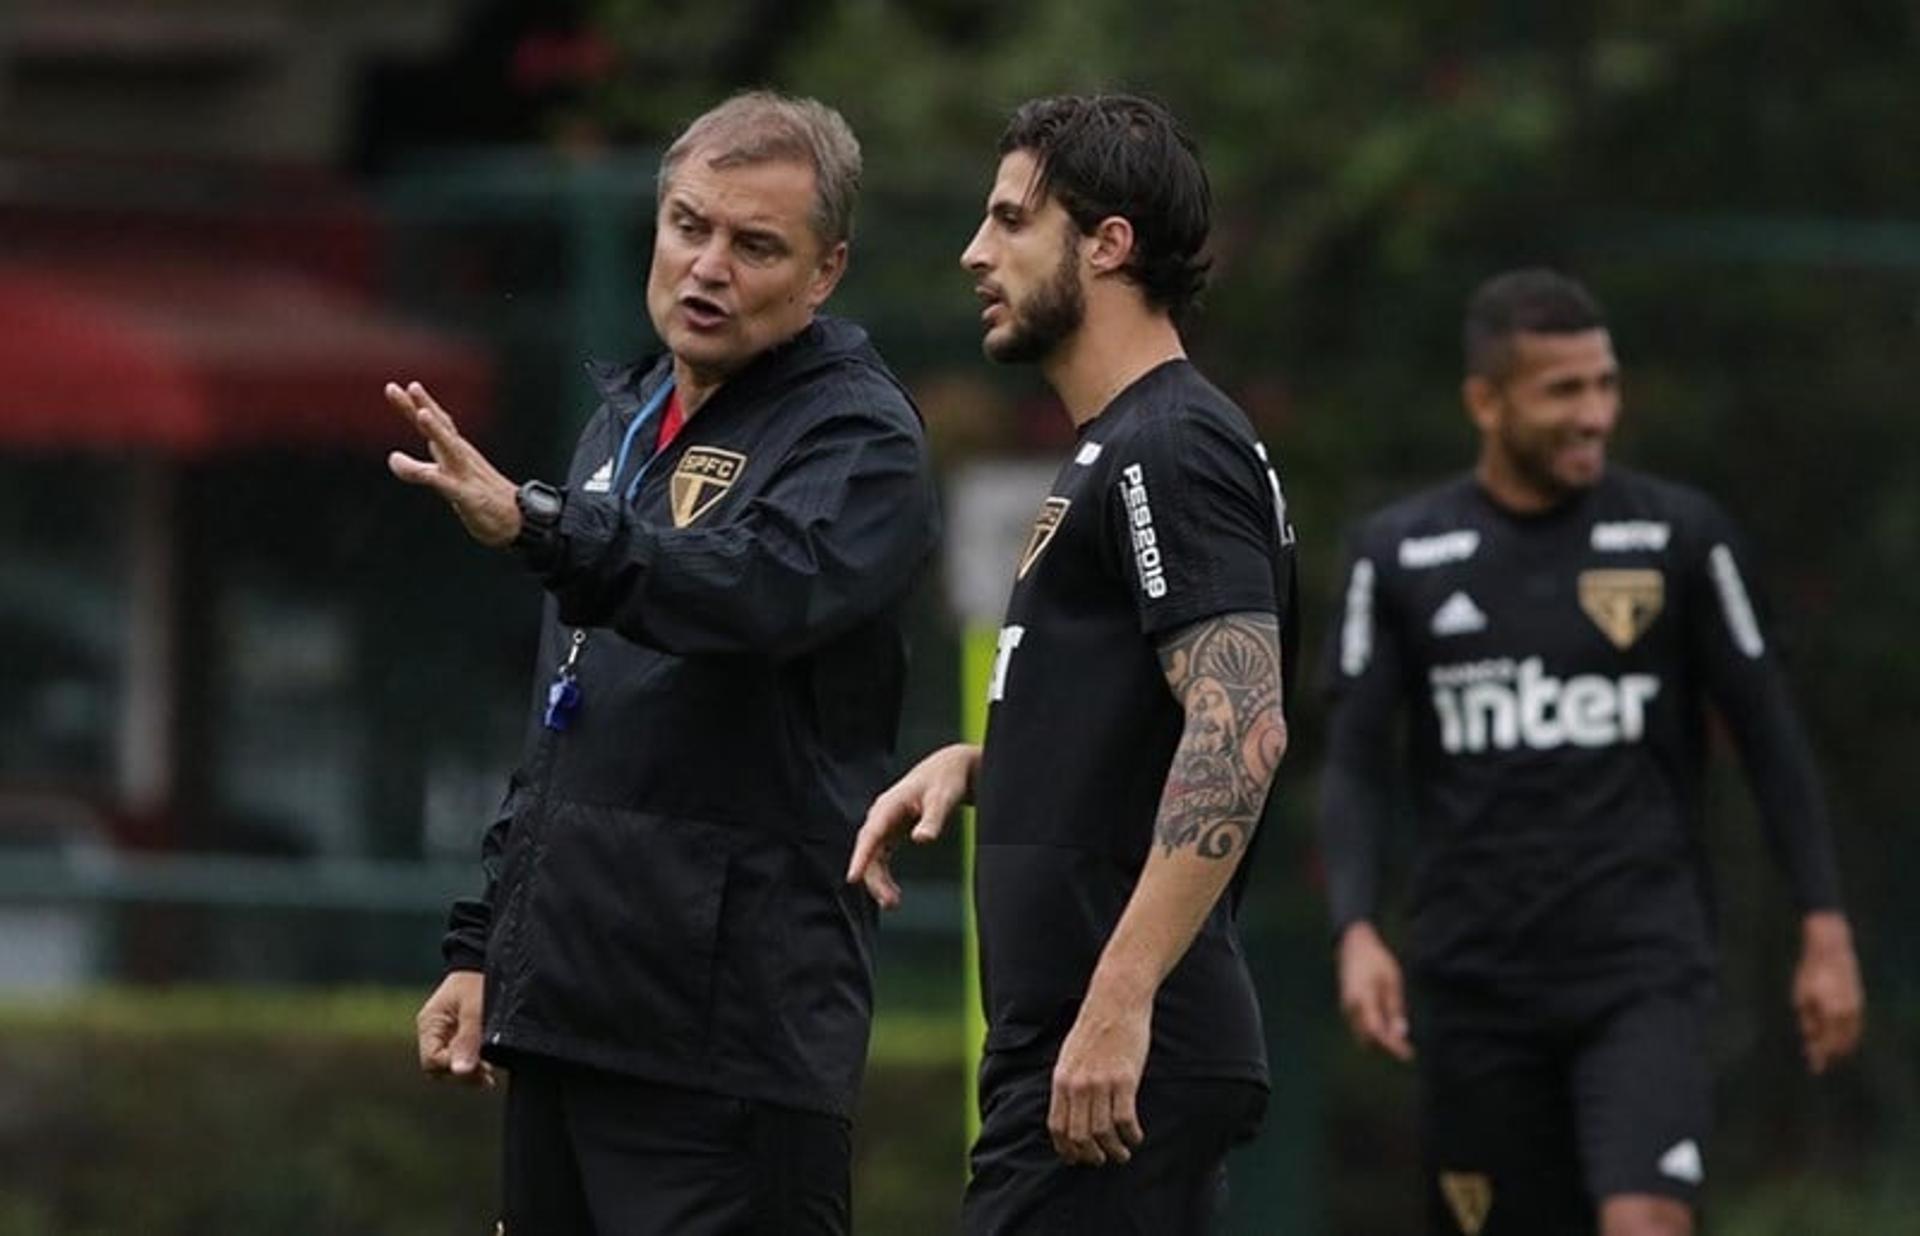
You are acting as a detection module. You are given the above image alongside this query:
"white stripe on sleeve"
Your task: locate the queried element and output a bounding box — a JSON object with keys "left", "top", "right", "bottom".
{"left": 1340, "top": 559, "right": 1377, "bottom": 677}
{"left": 1709, "top": 544, "right": 1766, "bottom": 659}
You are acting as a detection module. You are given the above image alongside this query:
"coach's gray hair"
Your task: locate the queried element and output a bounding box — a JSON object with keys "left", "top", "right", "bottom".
{"left": 657, "top": 91, "right": 862, "bottom": 247}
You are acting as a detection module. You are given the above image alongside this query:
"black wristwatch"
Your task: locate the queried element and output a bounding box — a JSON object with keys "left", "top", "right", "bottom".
{"left": 511, "top": 479, "right": 565, "bottom": 558}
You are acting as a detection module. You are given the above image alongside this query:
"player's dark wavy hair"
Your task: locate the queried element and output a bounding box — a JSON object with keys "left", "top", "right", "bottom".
{"left": 998, "top": 94, "right": 1212, "bottom": 320}
{"left": 1464, "top": 268, "right": 1609, "bottom": 380}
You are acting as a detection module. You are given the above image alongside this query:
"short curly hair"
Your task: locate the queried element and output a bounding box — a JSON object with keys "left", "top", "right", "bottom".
{"left": 998, "top": 94, "right": 1212, "bottom": 319}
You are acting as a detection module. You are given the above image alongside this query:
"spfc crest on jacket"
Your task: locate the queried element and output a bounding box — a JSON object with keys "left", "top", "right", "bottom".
{"left": 1578, "top": 568, "right": 1665, "bottom": 650}
{"left": 1438, "top": 1171, "right": 1493, "bottom": 1234}
{"left": 1018, "top": 497, "right": 1071, "bottom": 579}
{"left": 671, "top": 447, "right": 747, "bottom": 527}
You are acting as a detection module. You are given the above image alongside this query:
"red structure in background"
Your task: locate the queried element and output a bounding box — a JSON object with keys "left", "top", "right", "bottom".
{"left": 0, "top": 175, "right": 493, "bottom": 850}
{"left": 0, "top": 165, "right": 490, "bottom": 454}
{"left": 0, "top": 257, "right": 489, "bottom": 454}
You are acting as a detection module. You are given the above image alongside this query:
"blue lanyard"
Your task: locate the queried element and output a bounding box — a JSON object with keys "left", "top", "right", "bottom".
{"left": 544, "top": 377, "right": 677, "bottom": 735}
{"left": 610, "top": 378, "right": 677, "bottom": 504}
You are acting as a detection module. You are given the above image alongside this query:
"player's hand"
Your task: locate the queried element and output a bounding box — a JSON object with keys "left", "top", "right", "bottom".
{"left": 416, "top": 970, "right": 496, "bottom": 1088}
{"left": 847, "top": 743, "right": 979, "bottom": 909}
{"left": 1337, "top": 920, "right": 1414, "bottom": 1062}
{"left": 1792, "top": 911, "right": 1864, "bottom": 1075}
{"left": 1049, "top": 989, "right": 1151, "bottom": 1167}
{"left": 386, "top": 380, "right": 521, "bottom": 548}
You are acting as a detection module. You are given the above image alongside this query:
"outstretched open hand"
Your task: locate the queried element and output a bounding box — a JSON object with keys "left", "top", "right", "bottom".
{"left": 386, "top": 381, "right": 520, "bottom": 548}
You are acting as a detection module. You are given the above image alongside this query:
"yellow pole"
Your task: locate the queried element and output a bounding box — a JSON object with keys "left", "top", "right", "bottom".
{"left": 958, "top": 623, "right": 997, "bottom": 1146}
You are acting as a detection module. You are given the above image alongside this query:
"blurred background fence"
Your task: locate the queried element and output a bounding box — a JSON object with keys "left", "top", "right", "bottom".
{"left": 2, "top": 2, "right": 1916, "bottom": 1232}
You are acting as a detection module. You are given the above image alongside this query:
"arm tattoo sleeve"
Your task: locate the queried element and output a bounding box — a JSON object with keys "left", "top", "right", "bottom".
{"left": 1153, "top": 611, "right": 1287, "bottom": 860}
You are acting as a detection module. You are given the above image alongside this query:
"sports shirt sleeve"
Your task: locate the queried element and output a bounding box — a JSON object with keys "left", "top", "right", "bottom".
{"left": 1317, "top": 529, "right": 1405, "bottom": 937}
{"left": 1685, "top": 498, "right": 1842, "bottom": 911}
{"left": 536, "top": 409, "right": 937, "bottom": 658}
{"left": 440, "top": 771, "right": 525, "bottom": 973}
{"left": 1103, "top": 409, "right": 1289, "bottom": 638}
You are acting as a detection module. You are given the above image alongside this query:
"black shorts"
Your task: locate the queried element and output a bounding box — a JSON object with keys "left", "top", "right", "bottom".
{"left": 961, "top": 1063, "right": 1267, "bottom": 1236}
{"left": 1416, "top": 984, "right": 1712, "bottom": 1236}
{"left": 499, "top": 1055, "right": 851, "bottom": 1236}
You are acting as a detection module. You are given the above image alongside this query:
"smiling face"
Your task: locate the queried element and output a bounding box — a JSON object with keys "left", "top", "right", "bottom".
{"left": 645, "top": 155, "right": 847, "bottom": 390}
{"left": 959, "top": 150, "right": 1088, "bottom": 365}
{"left": 1468, "top": 328, "right": 1621, "bottom": 508}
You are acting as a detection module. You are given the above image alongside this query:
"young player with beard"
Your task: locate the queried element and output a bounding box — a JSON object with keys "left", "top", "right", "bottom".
{"left": 1319, "top": 268, "right": 1864, "bottom": 1235}
{"left": 848, "top": 94, "right": 1298, "bottom": 1234}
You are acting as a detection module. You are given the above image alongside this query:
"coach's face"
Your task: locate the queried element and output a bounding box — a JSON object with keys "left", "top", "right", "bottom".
{"left": 648, "top": 154, "right": 847, "bottom": 387}
{"left": 1469, "top": 328, "right": 1620, "bottom": 500}
{"left": 961, "top": 150, "right": 1087, "bottom": 364}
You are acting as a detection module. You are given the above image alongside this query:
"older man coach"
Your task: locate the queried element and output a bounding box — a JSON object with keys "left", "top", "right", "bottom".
{"left": 390, "top": 91, "right": 939, "bottom": 1235}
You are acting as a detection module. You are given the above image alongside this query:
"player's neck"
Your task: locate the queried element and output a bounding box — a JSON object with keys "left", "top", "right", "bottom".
{"left": 671, "top": 357, "right": 725, "bottom": 419}
{"left": 1475, "top": 451, "right": 1584, "bottom": 516}
{"left": 1042, "top": 305, "right": 1186, "bottom": 427}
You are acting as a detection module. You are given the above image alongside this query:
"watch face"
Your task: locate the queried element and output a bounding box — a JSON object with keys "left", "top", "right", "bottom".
{"left": 521, "top": 483, "right": 563, "bottom": 523}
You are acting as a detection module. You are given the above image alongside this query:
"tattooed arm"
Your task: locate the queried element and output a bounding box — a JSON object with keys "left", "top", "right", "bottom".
{"left": 1148, "top": 611, "right": 1289, "bottom": 859}
{"left": 1047, "top": 612, "right": 1287, "bottom": 1166}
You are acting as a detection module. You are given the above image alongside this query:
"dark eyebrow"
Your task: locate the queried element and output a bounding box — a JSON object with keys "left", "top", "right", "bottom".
{"left": 736, "top": 224, "right": 788, "bottom": 250}
{"left": 990, "top": 199, "right": 1025, "bottom": 224}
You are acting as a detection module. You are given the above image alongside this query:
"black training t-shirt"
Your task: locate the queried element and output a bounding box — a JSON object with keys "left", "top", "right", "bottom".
{"left": 1319, "top": 468, "right": 1840, "bottom": 996}
{"left": 972, "top": 360, "right": 1297, "bottom": 1085}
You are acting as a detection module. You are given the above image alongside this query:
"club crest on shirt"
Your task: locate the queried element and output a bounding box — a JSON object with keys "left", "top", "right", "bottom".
{"left": 1439, "top": 1171, "right": 1493, "bottom": 1234}
{"left": 1578, "top": 568, "right": 1665, "bottom": 649}
{"left": 671, "top": 447, "right": 747, "bottom": 527}
{"left": 1017, "top": 497, "right": 1071, "bottom": 579}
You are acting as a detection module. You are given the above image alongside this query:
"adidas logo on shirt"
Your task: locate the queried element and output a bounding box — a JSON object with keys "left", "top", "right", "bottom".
{"left": 1658, "top": 1139, "right": 1705, "bottom": 1185}
{"left": 1431, "top": 591, "right": 1488, "bottom": 637}
{"left": 583, "top": 458, "right": 614, "bottom": 494}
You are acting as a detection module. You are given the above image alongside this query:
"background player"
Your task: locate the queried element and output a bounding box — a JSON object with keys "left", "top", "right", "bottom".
{"left": 1319, "top": 267, "right": 1864, "bottom": 1235}
{"left": 848, "top": 94, "right": 1297, "bottom": 1234}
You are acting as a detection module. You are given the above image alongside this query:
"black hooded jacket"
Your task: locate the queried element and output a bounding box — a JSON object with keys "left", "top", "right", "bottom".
{"left": 441, "top": 317, "right": 939, "bottom": 1117}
